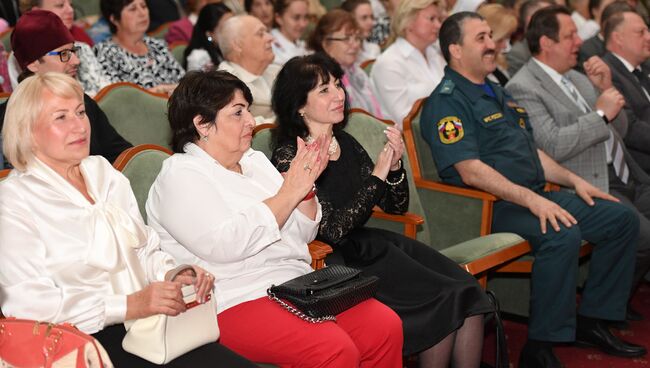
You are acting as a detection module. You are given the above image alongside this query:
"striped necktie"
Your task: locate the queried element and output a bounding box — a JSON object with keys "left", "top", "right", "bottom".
{"left": 561, "top": 76, "right": 591, "bottom": 113}
{"left": 561, "top": 76, "right": 629, "bottom": 184}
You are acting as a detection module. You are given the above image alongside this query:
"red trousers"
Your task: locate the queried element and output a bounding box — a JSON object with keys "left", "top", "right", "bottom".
{"left": 218, "top": 297, "right": 403, "bottom": 367}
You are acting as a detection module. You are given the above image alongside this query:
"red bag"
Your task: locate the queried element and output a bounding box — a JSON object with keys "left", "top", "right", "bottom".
{"left": 0, "top": 318, "right": 113, "bottom": 368}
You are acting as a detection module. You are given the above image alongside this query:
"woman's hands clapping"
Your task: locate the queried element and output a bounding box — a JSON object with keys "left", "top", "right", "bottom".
{"left": 126, "top": 265, "right": 215, "bottom": 320}
{"left": 372, "top": 127, "right": 404, "bottom": 181}
{"left": 281, "top": 135, "right": 331, "bottom": 200}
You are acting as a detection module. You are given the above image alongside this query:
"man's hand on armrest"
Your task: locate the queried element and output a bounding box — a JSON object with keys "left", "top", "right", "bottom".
{"left": 455, "top": 159, "right": 577, "bottom": 234}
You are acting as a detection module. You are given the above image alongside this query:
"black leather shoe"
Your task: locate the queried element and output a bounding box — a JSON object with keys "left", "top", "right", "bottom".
{"left": 518, "top": 341, "right": 563, "bottom": 368}
{"left": 627, "top": 305, "right": 644, "bottom": 321}
{"left": 575, "top": 320, "right": 647, "bottom": 357}
{"left": 608, "top": 319, "right": 631, "bottom": 330}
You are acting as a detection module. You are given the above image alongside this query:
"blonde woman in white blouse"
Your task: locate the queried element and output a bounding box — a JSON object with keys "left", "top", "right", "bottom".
{"left": 0, "top": 72, "right": 254, "bottom": 367}
{"left": 371, "top": 0, "right": 446, "bottom": 127}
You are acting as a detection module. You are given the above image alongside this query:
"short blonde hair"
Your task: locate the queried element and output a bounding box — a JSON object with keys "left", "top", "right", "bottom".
{"left": 2, "top": 72, "right": 84, "bottom": 171}
{"left": 390, "top": 0, "right": 439, "bottom": 44}
{"left": 478, "top": 4, "right": 517, "bottom": 41}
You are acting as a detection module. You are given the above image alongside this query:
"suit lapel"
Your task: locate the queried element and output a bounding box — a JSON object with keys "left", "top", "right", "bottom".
{"left": 605, "top": 53, "right": 647, "bottom": 96}
{"left": 527, "top": 59, "right": 584, "bottom": 113}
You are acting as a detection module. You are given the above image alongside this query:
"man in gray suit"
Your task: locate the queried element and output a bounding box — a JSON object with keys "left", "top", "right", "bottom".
{"left": 602, "top": 10, "right": 650, "bottom": 171}
{"left": 507, "top": 0, "right": 554, "bottom": 76}
{"left": 508, "top": 5, "right": 650, "bottom": 324}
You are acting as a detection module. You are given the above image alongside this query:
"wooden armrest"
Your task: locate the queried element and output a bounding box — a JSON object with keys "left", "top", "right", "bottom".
{"left": 414, "top": 178, "right": 498, "bottom": 201}
{"left": 371, "top": 207, "right": 424, "bottom": 225}
{"left": 308, "top": 240, "right": 333, "bottom": 270}
{"left": 544, "top": 182, "right": 561, "bottom": 192}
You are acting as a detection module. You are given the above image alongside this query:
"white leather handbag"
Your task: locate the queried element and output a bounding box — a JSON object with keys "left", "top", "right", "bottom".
{"left": 122, "top": 268, "right": 220, "bottom": 364}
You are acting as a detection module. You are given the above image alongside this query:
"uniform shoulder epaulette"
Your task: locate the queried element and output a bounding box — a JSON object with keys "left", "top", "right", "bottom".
{"left": 439, "top": 79, "right": 455, "bottom": 95}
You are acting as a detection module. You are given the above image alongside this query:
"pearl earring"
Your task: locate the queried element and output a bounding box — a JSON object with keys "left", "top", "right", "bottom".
{"left": 207, "top": 35, "right": 213, "bottom": 42}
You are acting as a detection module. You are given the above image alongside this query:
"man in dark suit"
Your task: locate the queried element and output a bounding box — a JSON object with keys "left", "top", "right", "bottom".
{"left": 578, "top": 1, "right": 634, "bottom": 69}
{"left": 508, "top": 4, "right": 650, "bottom": 324}
{"left": 603, "top": 10, "right": 650, "bottom": 171}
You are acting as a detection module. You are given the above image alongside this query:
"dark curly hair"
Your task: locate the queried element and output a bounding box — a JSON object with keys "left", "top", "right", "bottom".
{"left": 168, "top": 70, "right": 253, "bottom": 153}
{"left": 271, "top": 53, "right": 349, "bottom": 147}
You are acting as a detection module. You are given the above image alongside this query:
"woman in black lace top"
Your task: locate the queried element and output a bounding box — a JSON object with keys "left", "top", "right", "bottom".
{"left": 271, "top": 53, "right": 493, "bottom": 367}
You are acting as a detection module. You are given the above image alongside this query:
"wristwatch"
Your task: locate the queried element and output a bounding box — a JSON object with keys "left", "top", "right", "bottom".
{"left": 596, "top": 109, "right": 610, "bottom": 124}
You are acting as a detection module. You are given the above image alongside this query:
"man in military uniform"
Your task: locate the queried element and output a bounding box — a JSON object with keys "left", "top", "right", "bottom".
{"left": 422, "top": 11, "right": 645, "bottom": 368}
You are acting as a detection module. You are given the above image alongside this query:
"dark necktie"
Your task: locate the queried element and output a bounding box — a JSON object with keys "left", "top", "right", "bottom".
{"left": 632, "top": 69, "right": 650, "bottom": 97}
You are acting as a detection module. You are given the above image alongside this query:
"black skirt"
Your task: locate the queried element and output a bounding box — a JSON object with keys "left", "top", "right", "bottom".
{"left": 329, "top": 227, "right": 493, "bottom": 355}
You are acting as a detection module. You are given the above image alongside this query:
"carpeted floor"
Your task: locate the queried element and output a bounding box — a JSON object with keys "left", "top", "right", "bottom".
{"left": 482, "top": 283, "right": 650, "bottom": 367}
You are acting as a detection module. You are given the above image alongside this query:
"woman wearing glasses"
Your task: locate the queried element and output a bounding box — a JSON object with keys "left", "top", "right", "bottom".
{"left": 308, "top": 9, "right": 384, "bottom": 118}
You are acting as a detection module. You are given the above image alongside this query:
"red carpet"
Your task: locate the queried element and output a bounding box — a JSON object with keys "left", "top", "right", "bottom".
{"left": 482, "top": 283, "right": 650, "bottom": 367}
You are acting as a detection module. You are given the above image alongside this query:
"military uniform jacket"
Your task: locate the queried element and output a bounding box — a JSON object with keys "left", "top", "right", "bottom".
{"left": 421, "top": 66, "right": 546, "bottom": 192}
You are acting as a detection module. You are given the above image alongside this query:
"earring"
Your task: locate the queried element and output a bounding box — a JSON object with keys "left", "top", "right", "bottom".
{"left": 202, "top": 135, "right": 209, "bottom": 142}
{"left": 207, "top": 35, "right": 213, "bottom": 42}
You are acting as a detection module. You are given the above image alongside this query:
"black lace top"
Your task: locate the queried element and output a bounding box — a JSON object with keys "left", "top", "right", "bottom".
{"left": 272, "top": 131, "right": 408, "bottom": 245}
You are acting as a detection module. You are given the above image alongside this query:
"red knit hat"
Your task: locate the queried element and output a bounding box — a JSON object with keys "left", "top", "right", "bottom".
{"left": 11, "top": 10, "right": 75, "bottom": 70}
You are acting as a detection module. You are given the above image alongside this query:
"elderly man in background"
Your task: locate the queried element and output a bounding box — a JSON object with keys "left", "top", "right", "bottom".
{"left": 602, "top": 9, "right": 650, "bottom": 172}
{"left": 217, "top": 15, "right": 280, "bottom": 124}
{"left": 0, "top": 10, "right": 131, "bottom": 169}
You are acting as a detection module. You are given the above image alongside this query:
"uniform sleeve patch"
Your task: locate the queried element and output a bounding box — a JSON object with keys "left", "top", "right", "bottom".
{"left": 440, "top": 80, "right": 455, "bottom": 94}
{"left": 437, "top": 116, "right": 464, "bottom": 144}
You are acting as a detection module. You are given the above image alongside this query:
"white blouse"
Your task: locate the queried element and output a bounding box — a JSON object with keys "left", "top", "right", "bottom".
{"left": 146, "top": 143, "right": 319, "bottom": 314}
{"left": 0, "top": 156, "right": 176, "bottom": 334}
{"left": 271, "top": 28, "right": 310, "bottom": 66}
{"left": 371, "top": 37, "right": 446, "bottom": 128}
{"left": 218, "top": 60, "right": 280, "bottom": 124}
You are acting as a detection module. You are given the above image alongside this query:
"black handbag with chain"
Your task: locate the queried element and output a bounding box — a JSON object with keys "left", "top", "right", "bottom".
{"left": 267, "top": 265, "right": 379, "bottom": 323}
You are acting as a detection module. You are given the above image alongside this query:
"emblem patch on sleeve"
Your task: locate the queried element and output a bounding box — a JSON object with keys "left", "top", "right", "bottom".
{"left": 437, "top": 116, "right": 464, "bottom": 144}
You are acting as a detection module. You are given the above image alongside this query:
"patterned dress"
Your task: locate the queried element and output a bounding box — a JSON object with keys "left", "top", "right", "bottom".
{"left": 94, "top": 36, "right": 185, "bottom": 89}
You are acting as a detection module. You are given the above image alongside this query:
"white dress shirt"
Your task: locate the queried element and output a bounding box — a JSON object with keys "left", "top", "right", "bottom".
{"left": 0, "top": 156, "right": 175, "bottom": 334}
{"left": 571, "top": 11, "right": 600, "bottom": 41}
{"left": 271, "top": 28, "right": 310, "bottom": 66}
{"left": 371, "top": 37, "right": 446, "bottom": 128}
{"left": 612, "top": 52, "right": 650, "bottom": 102}
{"left": 146, "top": 143, "right": 320, "bottom": 314}
{"left": 218, "top": 60, "right": 280, "bottom": 124}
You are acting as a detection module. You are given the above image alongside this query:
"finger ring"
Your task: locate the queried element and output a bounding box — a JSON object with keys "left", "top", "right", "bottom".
{"left": 303, "top": 164, "right": 312, "bottom": 172}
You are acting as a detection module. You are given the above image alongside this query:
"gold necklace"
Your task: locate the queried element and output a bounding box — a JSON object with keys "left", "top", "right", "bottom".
{"left": 305, "top": 135, "right": 339, "bottom": 155}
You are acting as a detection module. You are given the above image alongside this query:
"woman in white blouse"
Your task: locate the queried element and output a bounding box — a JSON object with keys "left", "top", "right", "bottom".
{"left": 0, "top": 72, "right": 254, "bottom": 367}
{"left": 146, "top": 70, "right": 403, "bottom": 367}
{"left": 271, "top": 0, "right": 311, "bottom": 65}
{"left": 371, "top": 0, "right": 446, "bottom": 128}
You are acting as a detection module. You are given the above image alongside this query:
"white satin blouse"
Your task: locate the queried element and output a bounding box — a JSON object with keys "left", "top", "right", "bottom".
{"left": 146, "top": 143, "right": 319, "bottom": 314}
{"left": 0, "top": 156, "right": 176, "bottom": 334}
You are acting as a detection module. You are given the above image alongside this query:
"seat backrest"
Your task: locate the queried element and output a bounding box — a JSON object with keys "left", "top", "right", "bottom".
{"left": 147, "top": 22, "right": 171, "bottom": 39}
{"left": 403, "top": 99, "right": 485, "bottom": 246}
{"left": 0, "top": 169, "right": 10, "bottom": 180}
{"left": 73, "top": 0, "right": 100, "bottom": 18}
{"left": 170, "top": 42, "right": 188, "bottom": 65}
{"left": 360, "top": 59, "right": 375, "bottom": 75}
{"left": 95, "top": 82, "right": 172, "bottom": 149}
{"left": 251, "top": 123, "right": 276, "bottom": 159}
{"left": 113, "top": 144, "right": 172, "bottom": 221}
{"left": 0, "top": 92, "right": 10, "bottom": 104}
{"left": 344, "top": 109, "right": 431, "bottom": 244}
{"left": 0, "top": 28, "right": 11, "bottom": 52}
{"left": 403, "top": 99, "right": 441, "bottom": 182}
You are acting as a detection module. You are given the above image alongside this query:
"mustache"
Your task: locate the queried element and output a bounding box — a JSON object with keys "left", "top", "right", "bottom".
{"left": 483, "top": 49, "right": 496, "bottom": 56}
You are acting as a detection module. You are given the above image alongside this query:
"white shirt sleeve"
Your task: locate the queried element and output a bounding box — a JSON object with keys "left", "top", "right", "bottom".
{"left": 372, "top": 54, "right": 414, "bottom": 125}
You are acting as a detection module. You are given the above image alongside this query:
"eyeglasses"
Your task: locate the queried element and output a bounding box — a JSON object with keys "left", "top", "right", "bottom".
{"left": 46, "top": 46, "right": 81, "bottom": 62}
{"left": 326, "top": 35, "right": 363, "bottom": 44}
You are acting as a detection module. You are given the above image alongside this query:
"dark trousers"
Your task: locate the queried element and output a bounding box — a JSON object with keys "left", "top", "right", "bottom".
{"left": 93, "top": 325, "right": 257, "bottom": 367}
{"left": 492, "top": 191, "right": 638, "bottom": 342}
{"left": 609, "top": 164, "right": 650, "bottom": 295}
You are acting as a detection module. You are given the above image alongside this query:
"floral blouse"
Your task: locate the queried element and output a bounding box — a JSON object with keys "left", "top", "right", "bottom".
{"left": 77, "top": 42, "right": 111, "bottom": 97}
{"left": 94, "top": 36, "right": 185, "bottom": 89}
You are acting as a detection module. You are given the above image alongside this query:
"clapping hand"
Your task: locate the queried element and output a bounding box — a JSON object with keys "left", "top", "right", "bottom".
{"left": 384, "top": 126, "right": 404, "bottom": 171}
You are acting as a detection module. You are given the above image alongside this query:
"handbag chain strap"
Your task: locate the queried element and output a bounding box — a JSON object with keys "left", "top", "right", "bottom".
{"left": 267, "top": 292, "right": 337, "bottom": 324}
